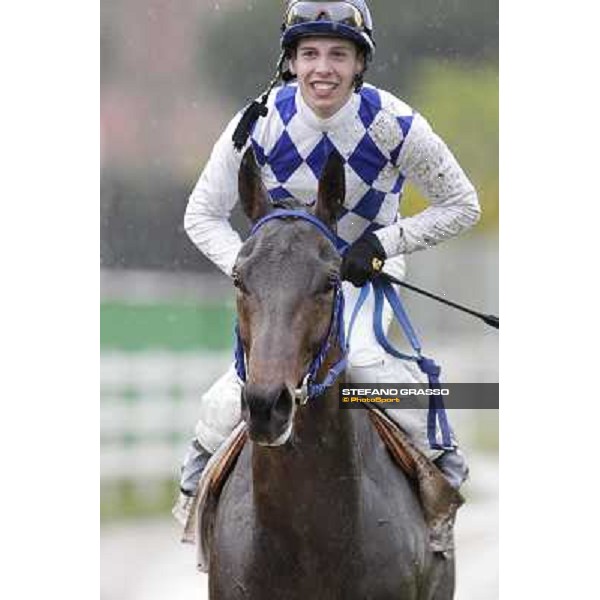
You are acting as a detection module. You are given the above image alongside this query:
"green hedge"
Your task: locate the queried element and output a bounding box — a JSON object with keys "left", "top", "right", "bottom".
{"left": 101, "top": 302, "right": 236, "bottom": 351}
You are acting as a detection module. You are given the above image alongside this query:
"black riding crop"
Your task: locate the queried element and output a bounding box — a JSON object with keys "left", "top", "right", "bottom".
{"left": 379, "top": 272, "right": 499, "bottom": 330}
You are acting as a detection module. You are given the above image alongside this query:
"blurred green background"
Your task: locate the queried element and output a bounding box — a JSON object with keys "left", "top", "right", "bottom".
{"left": 101, "top": 0, "right": 498, "bottom": 522}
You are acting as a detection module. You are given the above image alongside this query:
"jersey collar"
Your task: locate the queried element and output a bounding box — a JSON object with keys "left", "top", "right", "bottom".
{"left": 294, "top": 85, "right": 360, "bottom": 132}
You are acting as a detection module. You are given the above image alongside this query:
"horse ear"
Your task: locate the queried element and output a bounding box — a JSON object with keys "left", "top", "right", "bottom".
{"left": 314, "top": 150, "right": 345, "bottom": 229}
{"left": 239, "top": 147, "right": 271, "bottom": 223}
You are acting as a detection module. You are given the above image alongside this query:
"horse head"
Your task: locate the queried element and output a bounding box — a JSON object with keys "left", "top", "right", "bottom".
{"left": 233, "top": 147, "right": 345, "bottom": 446}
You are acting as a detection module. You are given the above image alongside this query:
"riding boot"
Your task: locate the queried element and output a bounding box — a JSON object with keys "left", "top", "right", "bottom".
{"left": 172, "top": 438, "right": 212, "bottom": 526}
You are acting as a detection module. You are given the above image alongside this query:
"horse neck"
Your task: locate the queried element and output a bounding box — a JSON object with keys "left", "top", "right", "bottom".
{"left": 251, "top": 344, "right": 369, "bottom": 524}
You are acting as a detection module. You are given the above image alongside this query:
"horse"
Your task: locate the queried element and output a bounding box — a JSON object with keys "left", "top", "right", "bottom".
{"left": 207, "top": 148, "right": 455, "bottom": 599}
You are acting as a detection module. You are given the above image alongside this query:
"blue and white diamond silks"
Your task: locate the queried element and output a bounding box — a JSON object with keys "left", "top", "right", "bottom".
{"left": 348, "top": 132, "right": 388, "bottom": 185}
{"left": 268, "top": 130, "right": 304, "bottom": 183}
{"left": 250, "top": 83, "right": 415, "bottom": 248}
{"left": 306, "top": 134, "right": 336, "bottom": 180}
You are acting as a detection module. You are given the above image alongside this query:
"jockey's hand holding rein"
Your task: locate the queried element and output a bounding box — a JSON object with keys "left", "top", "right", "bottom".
{"left": 341, "top": 232, "right": 386, "bottom": 287}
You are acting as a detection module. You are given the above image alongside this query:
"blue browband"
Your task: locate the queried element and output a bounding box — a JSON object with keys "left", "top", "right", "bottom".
{"left": 234, "top": 209, "right": 452, "bottom": 449}
{"left": 250, "top": 209, "right": 339, "bottom": 247}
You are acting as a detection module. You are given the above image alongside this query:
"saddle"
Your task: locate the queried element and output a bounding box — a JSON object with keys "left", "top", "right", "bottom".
{"left": 182, "top": 411, "right": 464, "bottom": 572}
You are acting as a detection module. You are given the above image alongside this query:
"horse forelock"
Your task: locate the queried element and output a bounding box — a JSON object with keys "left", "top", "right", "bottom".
{"left": 238, "top": 217, "right": 338, "bottom": 278}
{"left": 271, "top": 198, "right": 309, "bottom": 211}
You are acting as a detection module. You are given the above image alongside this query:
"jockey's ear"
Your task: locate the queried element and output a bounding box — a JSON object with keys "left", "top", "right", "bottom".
{"left": 239, "top": 147, "right": 272, "bottom": 223}
{"left": 314, "top": 150, "right": 345, "bottom": 230}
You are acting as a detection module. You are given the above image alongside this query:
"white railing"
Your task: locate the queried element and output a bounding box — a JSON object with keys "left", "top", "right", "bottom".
{"left": 101, "top": 351, "right": 231, "bottom": 480}
{"left": 101, "top": 239, "right": 498, "bottom": 482}
{"left": 101, "top": 342, "right": 497, "bottom": 482}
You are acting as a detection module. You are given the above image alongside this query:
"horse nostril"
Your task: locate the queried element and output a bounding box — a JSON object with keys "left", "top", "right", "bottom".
{"left": 243, "top": 383, "right": 294, "bottom": 445}
{"left": 272, "top": 386, "right": 293, "bottom": 420}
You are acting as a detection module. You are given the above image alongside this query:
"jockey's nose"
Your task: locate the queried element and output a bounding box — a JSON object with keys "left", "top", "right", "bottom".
{"left": 242, "top": 383, "right": 294, "bottom": 445}
{"left": 314, "top": 57, "right": 333, "bottom": 76}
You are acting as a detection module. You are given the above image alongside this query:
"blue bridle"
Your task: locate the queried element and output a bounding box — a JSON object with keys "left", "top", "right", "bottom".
{"left": 234, "top": 209, "right": 348, "bottom": 404}
{"left": 233, "top": 208, "right": 453, "bottom": 449}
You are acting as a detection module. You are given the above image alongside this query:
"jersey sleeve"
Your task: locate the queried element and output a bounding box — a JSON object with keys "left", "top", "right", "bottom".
{"left": 374, "top": 112, "right": 481, "bottom": 256}
{"left": 183, "top": 114, "right": 247, "bottom": 276}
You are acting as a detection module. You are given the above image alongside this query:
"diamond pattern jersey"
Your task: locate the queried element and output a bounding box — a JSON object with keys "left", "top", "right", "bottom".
{"left": 184, "top": 82, "right": 480, "bottom": 277}
{"left": 249, "top": 83, "right": 411, "bottom": 250}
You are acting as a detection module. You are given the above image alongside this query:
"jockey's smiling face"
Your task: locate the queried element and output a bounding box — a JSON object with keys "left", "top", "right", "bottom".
{"left": 290, "top": 37, "right": 365, "bottom": 119}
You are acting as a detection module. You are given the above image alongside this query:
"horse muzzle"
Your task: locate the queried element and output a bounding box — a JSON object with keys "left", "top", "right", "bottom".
{"left": 241, "top": 382, "right": 296, "bottom": 446}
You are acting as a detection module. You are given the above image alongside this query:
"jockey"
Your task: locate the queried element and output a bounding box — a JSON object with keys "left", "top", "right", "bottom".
{"left": 174, "top": 0, "right": 480, "bottom": 523}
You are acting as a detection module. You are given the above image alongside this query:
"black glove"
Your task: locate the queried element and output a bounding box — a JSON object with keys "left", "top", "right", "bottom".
{"left": 341, "top": 233, "right": 386, "bottom": 287}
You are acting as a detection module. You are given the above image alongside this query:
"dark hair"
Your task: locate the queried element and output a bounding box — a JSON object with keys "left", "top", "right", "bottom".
{"left": 286, "top": 37, "right": 365, "bottom": 59}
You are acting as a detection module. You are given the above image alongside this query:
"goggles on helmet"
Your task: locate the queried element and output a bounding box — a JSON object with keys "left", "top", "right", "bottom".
{"left": 281, "top": 1, "right": 375, "bottom": 58}
{"left": 283, "top": 1, "right": 368, "bottom": 33}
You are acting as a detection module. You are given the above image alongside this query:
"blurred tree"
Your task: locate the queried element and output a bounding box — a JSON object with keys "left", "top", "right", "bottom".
{"left": 199, "top": 0, "right": 498, "bottom": 104}
{"left": 401, "top": 60, "right": 499, "bottom": 233}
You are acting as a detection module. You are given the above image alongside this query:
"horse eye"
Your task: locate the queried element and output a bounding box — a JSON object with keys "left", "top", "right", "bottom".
{"left": 232, "top": 271, "right": 242, "bottom": 288}
{"left": 232, "top": 271, "right": 249, "bottom": 294}
{"left": 327, "top": 272, "right": 341, "bottom": 289}
{"left": 315, "top": 280, "right": 335, "bottom": 296}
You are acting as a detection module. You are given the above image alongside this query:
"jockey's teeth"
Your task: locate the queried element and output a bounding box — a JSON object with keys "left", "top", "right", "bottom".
{"left": 312, "top": 82, "right": 337, "bottom": 91}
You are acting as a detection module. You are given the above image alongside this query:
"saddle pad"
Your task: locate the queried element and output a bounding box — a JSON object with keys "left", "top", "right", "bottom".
{"left": 182, "top": 410, "right": 464, "bottom": 570}
{"left": 181, "top": 422, "right": 248, "bottom": 571}
{"left": 365, "top": 405, "right": 464, "bottom": 553}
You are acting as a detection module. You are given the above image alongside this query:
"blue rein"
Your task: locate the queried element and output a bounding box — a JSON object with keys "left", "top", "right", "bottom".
{"left": 233, "top": 209, "right": 452, "bottom": 450}
{"left": 347, "top": 281, "right": 453, "bottom": 450}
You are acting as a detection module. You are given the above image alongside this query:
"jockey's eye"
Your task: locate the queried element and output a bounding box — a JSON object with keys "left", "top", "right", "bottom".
{"left": 331, "top": 49, "right": 350, "bottom": 60}
{"left": 300, "top": 49, "right": 317, "bottom": 59}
